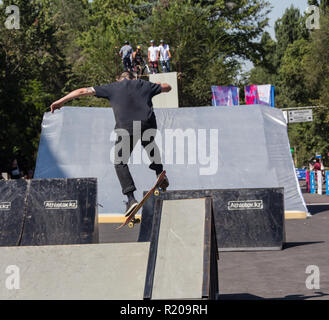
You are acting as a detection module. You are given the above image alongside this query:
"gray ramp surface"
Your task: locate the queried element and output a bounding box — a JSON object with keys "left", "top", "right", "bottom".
{"left": 34, "top": 105, "right": 307, "bottom": 215}
{"left": 152, "top": 199, "right": 206, "bottom": 299}
{"left": 0, "top": 243, "right": 149, "bottom": 300}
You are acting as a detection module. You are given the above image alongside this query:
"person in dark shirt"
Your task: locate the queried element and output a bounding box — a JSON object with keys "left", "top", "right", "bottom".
{"left": 313, "top": 158, "right": 322, "bottom": 182}
{"left": 313, "top": 159, "right": 321, "bottom": 171}
{"left": 132, "top": 45, "right": 147, "bottom": 77}
{"left": 119, "top": 41, "right": 133, "bottom": 72}
{"left": 10, "top": 159, "right": 21, "bottom": 179}
{"left": 50, "top": 71, "right": 171, "bottom": 215}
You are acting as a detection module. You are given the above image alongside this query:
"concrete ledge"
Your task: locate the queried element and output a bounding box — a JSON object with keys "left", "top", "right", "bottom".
{"left": 284, "top": 211, "right": 308, "bottom": 219}
{"left": 99, "top": 211, "right": 308, "bottom": 223}
{"left": 98, "top": 214, "right": 141, "bottom": 223}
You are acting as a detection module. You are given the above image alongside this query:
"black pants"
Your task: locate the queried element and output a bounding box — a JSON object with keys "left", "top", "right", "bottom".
{"left": 114, "top": 115, "right": 163, "bottom": 195}
{"left": 122, "top": 57, "right": 132, "bottom": 72}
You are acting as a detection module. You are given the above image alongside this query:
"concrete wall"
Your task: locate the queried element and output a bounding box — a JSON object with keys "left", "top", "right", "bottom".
{"left": 149, "top": 72, "right": 179, "bottom": 108}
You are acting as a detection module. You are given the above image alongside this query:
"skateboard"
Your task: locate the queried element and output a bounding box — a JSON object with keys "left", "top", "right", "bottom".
{"left": 116, "top": 170, "right": 167, "bottom": 230}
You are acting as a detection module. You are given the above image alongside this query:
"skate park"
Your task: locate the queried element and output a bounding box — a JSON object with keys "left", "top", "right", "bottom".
{"left": 1, "top": 71, "right": 328, "bottom": 301}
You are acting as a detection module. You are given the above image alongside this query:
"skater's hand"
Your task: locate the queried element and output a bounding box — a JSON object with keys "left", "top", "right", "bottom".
{"left": 50, "top": 100, "right": 64, "bottom": 113}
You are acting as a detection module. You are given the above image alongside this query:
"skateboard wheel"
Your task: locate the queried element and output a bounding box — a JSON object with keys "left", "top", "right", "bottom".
{"left": 128, "top": 221, "right": 135, "bottom": 229}
{"left": 154, "top": 189, "right": 160, "bottom": 196}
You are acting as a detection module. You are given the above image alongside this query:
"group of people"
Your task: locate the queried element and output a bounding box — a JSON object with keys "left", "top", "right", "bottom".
{"left": 0, "top": 159, "right": 33, "bottom": 180}
{"left": 119, "top": 39, "right": 172, "bottom": 76}
{"left": 305, "top": 158, "right": 326, "bottom": 193}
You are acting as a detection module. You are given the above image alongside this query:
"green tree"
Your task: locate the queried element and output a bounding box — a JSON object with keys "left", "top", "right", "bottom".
{"left": 276, "top": 39, "right": 312, "bottom": 109}
{"left": 305, "top": 10, "right": 329, "bottom": 107}
{"left": 308, "top": 0, "right": 329, "bottom": 11}
{"left": 0, "top": 0, "right": 272, "bottom": 171}
{"left": 72, "top": 0, "right": 270, "bottom": 107}
{"left": 296, "top": 8, "right": 329, "bottom": 166}
{"left": 0, "top": 0, "right": 71, "bottom": 171}
{"left": 274, "top": 5, "right": 309, "bottom": 69}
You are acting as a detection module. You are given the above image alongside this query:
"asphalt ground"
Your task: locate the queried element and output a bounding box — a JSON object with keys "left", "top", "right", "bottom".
{"left": 99, "top": 182, "right": 329, "bottom": 300}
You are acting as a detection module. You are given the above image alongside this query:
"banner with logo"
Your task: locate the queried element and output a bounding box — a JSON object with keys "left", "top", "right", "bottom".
{"left": 245, "top": 84, "right": 275, "bottom": 107}
{"left": 296, "top": 169, "right": 307, "bottom": 180}
{"left": 310, "top": 171, "right": 316, "bottom": 194}
{"left": 211, "top": 86, "right": 240, "bottom": 106}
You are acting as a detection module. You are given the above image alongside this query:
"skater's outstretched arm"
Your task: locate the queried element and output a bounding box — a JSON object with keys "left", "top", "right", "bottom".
{"left": 50, "top": 87, "right": 96, "bottom": 113}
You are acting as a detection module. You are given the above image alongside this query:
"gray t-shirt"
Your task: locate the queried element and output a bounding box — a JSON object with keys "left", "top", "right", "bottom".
{"left": 119, "top": 45, "right": 133, "bottom": 59}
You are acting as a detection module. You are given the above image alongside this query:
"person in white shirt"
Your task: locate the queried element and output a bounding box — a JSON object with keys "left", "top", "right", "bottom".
{"left": 148, "top": 40, "right": 159, "bottom": 74}
{"left": 157, "top": 40, "right": 171, "bottom": 72}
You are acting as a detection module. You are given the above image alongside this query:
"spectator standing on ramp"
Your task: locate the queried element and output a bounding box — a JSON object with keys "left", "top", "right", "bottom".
{"left": 50, "top": 71, "right": 171, "bottom": 216}
{"left": 148, "top": 40, "right": 159, "bottom": 74}
{"left": 119, "top": 41, "right": 133, "bottom": 72}
{"left": 158, "top": 40, "right": 171, "bottom": 72}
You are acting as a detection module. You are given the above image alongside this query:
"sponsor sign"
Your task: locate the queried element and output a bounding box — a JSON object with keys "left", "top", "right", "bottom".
{"left": 228, "top": 200, "right": 263, "bottom": 211}
{"left": 288, "top": 109, "right": 313, "bottom": 123}
{"left": 0, "top": 202, "right": 11, "bottom": 210}
{"left": 44, "top": 200, "right": 78, "bottom": 210}
{"left": 296, "top": 169, "right": 307, "bottom": 180}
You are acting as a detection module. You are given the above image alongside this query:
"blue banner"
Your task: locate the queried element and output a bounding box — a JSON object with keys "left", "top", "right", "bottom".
{"left": 296, "top": 169, "right": 307, "bottom": 180}
{"left": 310, "top": 171, "right": 316, "bottom": 194}
{"left": 326, "top": 171, "right": 329, "bottom": 196}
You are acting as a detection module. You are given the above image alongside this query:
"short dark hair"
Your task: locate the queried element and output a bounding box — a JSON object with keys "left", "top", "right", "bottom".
{"left": 118, "top": 71, "right": 134, "bottom": 81}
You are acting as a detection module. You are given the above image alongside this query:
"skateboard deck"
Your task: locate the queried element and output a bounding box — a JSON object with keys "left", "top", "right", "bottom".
{"left": 116, "top": 171, "right": 167, "bottom": 230}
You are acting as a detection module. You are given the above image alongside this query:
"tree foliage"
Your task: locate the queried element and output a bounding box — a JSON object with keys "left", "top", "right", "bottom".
{"left": 0, "top": 0, "right": 284, "bottom": 173}
{"left": 0, "top": 0, "right": 71, "bottom": 171}
{"left": 248, "top": 1, "right": 329, "bottom": 167}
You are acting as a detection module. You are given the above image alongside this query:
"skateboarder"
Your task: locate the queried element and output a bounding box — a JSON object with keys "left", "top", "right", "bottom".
{"left": 50, "top": 71, "right": 171, "bottom": 215}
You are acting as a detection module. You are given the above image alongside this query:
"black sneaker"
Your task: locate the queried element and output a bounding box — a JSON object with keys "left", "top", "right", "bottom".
{"left": 125, "top": 199, "right": 138, "bottom": 217}
{"left": 158, "top": 173, "right": 169, "bottom": 190}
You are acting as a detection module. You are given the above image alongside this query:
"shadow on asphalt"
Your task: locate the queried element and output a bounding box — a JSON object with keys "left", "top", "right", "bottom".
{"left": 219, "top": 292, "right": 329, "bottom": 300}
{"left": 307, "top": 205, "right": 329, "bottom": 215}
{"left": 283, "top": 241, "right": 325, "bottom": 249}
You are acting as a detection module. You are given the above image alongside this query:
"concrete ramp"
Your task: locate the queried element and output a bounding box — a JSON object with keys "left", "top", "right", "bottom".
{"left": 144, "top": 198, "right": 218, "bottom": 300}
{"left": 139, "top": 189, "right": 285, "bottom": 251}
{"left": 0, "top": 243, "right": 149, "bottom": 300}
{"left": 0, "top": 196, "right": 218, "bottom": 299}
